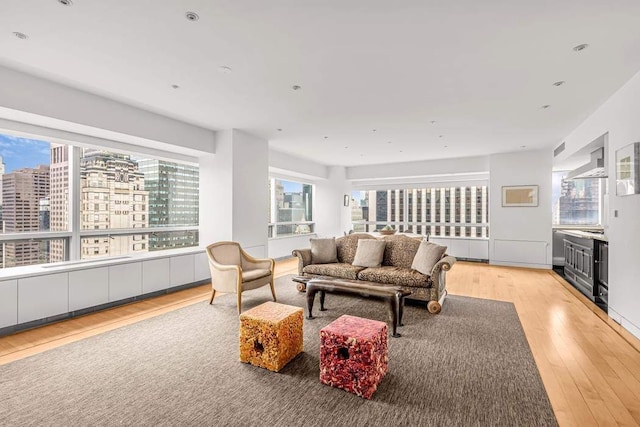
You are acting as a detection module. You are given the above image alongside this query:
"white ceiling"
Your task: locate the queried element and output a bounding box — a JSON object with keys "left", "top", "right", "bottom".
{"left": 1, "top": 0, "right": 640, "bottom": 167}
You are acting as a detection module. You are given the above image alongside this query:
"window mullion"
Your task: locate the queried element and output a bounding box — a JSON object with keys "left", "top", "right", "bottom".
{"left": 69, "top": 145, "right": 81, "bottom": 261}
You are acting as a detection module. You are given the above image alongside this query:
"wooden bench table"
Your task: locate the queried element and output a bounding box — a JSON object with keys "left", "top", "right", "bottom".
{"left": 306, "top": 278, "right": 412, "bottom": 338}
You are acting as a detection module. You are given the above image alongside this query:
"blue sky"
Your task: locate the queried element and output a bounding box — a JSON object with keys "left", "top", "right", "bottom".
{"left": 281, "top": 180, "right": 302, "bottom": 193}
{"left": 0, "top": 133, "right": 51, "bottom": 173}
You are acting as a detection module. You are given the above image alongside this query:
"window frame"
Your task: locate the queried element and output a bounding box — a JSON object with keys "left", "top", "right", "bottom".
{"left": 0, "top": 138, "right": 200, "bottom": 268}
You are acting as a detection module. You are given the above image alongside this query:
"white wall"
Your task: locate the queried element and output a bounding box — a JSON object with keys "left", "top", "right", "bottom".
{"left": 232, "top": 130, "right": 269, "bottom": 257}
{"left": 559, "top": 69, "right": 640, "bottom": 337}
{"left": 314, "top": 166, "right": 351, "bottom": 237}
{"left": 199, "top": 131, "right": 233, "bottom": 246}
{"left": 489, "top": 150, "right": 552, "bottom": 268}
{"left": 0, "top": 65, "right": 214, "bottom": 156}
{"left": 201, "top": 130, "right": 269, "bottom": 258}
{"left": 347, "top": 155, "right": 490, "bottom": 181}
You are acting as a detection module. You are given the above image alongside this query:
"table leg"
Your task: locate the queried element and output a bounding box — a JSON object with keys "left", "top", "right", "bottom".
{"left": 320, "top": 290, "right": 326, "bottom": 311}
{"left": 397, "top": 292, "right": 405, "bottom": 327}
{"left": 389, "top": 297, "right": 401, "bottom": 338}
{"left": 306, "top": 287, "right": 316, "bottom": 319}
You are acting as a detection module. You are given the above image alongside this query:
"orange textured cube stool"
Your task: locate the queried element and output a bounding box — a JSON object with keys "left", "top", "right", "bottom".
{"left": 239, "top": 302, "right": 304, "bottom": 372}
{"left": 319, "top": 315, "right": 388, "bottom": 399}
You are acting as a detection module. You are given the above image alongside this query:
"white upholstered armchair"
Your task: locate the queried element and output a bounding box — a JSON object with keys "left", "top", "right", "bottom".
{"left": 206, "top": 242, "right": 276, "bottom": 314}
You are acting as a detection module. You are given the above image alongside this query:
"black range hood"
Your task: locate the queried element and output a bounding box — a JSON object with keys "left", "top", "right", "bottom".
{"left": 566, "top": 147, "right": 607, "bottom": 179}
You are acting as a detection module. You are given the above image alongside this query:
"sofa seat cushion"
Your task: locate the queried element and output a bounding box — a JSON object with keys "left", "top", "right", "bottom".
{"left": 358, "top": 266, "right": 430, "bottom": 288}
{"left": 303, "top": 263, "right": 365, "bottom": 280}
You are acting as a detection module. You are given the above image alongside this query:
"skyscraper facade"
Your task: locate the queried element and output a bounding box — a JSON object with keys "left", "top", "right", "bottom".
{"left": 79, "top": 149, "right": 149, "bottom": 259}
{"left": 136, "top": 159, "right": 199, "bottom": 250}
{"left": 2, "top": 165, "right": 50, "bottom": 266}
{"left": 352, "top": 186, "right": 489, "bottom": 237}
{"left": 49, "top": 144, "right": 68, "bottom": 261}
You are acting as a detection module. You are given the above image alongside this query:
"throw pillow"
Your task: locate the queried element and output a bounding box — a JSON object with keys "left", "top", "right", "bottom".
{"left": 411, "top": 241, "right": 447, "bottom": 275}
{"left": 310, "top": 237, "right": 338, "bottom": 264}
{"left": 352, "top": 239, "right": 387, "bottom": 268}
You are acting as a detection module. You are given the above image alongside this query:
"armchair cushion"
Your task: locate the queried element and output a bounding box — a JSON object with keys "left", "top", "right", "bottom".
{"left": 310, "top": 237, "right": 338, "bottom": 264}
{"left": 242, "top": 269, "right": 271, "bottom": 282}
{"left": 352, "top": 239, "right": 386, "bottom": 267}
{"left": 411, "top": 241, "right": 448, "bottom": 276}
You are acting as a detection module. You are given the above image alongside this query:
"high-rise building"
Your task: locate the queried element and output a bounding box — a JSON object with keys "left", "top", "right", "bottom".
{"left": 354, "top": 186, "right": 489, "bottom": 237}
{"left": 49, "top": 144, "right": 69, "bottom": 262}
{"left": 79, "top": 149, "right": 149, "bottom": 259}
{"left": 136, "top": 159, "right": 199, "bottom": 250}
{"left": 2, "top": 165, "right": 50, "bottom": 267}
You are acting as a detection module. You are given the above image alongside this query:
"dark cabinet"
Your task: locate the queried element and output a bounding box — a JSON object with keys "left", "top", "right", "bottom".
{"left": 595, "top": 242, "right": 608, "bottom": 308}
{"left": 563, "top": 237, "right": 594, "bottom": 297}
{"left": 562, "top": 234, "right": 608, "bottom": 312}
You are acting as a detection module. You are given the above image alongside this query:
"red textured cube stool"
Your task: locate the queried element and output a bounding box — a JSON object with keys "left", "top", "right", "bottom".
{"left": 319, "top": 315, "right": 388, "bottom": 399}
{"left": 239, "top": 302, "right": 304, "bottom": 372}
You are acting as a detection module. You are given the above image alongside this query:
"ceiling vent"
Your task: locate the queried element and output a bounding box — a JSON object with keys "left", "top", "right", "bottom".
{"left": 566, "top": 147, "right": 607, "bottom": 179}
{"left": 554, "top": 142, "right": 566, "bottom": 157}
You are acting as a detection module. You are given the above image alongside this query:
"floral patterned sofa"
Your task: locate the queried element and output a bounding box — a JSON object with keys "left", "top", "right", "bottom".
{"left": 292, "top": 233, "right": 456, "bottom": 313}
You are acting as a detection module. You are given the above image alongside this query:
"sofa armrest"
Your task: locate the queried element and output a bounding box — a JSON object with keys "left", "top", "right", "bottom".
{"left": 292, "top": 248, "right": 312, "bottom": 275}
{"left": 430, "top": 255, "right": 456, "bottom": 299}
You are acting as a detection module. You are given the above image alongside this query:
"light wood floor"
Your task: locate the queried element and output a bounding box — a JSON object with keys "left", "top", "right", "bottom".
{"left": 1, "top": 259, "right": 639, "bottom": 426}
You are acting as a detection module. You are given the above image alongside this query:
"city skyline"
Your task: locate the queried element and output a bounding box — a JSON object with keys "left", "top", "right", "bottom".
{"left": 0, "top": 133, "right": 200, "bottom": 268}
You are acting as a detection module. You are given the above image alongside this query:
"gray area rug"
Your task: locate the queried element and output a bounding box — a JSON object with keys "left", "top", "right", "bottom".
{"left": 0, "top": 276, "right": 557, "bottom": 426}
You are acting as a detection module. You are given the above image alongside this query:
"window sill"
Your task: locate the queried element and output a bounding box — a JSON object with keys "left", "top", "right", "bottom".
{"left": 0, "top": 247, "right": 205, "bottom": 281}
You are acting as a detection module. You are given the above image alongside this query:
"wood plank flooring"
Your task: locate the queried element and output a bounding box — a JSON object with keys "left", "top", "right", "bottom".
{"left": 1, "top": 259, "right": 639, "bottom": 426}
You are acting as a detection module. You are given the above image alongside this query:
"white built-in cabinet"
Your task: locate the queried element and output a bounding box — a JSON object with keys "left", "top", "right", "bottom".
{"left": 0, "top": 280, "right": 18, "bottom": 328}
{"left": 429, "top": 238, "right": 489, "bottom": 260}
{"left": 69, "top": 267, "right": 109, "bottom": 312}
{"left": 0, "top": 251, "right": 210, "bottom": 331}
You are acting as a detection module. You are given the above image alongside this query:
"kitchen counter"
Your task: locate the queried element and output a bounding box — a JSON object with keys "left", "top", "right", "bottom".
{"left": 556, "top": 229, "right": 608, "bottom": 242}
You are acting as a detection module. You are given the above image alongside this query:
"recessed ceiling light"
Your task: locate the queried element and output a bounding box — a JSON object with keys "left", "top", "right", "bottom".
{"left": 323, "top": 136, "right": 328, "bottom": 139}
{"left": 57, "top": 0, "right": 73, "bottom": 5}
{"left": 439, "top": 135, "right": 444, "bottom": 138}
{"left": 13, "top": 32, "right": 28, "bottom": 40}
{"left": 277, "top": 128, "right": 283, "bottom": 132}
{"left": 541, "top": 104, "right": 551, "bottom": 109}
{"left": 430, "top": 120, "right": 437, "bottom": 124}
{"left": 292, "top": 85, "right": 302, "bottom": 91}
{"left": 219, "top": 65, "right": 232, "bottom": 74}
{"left": 521, "top": 145, "right": 527, "bottom": 148}
{"left": 573, "top": 44, "right": 589, "bottom": 52}
{"left": 553, "top": 81, "right": 565, "bottom": 87}
{"left": 344, "top": 146, "right": 349, "bottom": 149}
{"left": 444, "top": 145, "right": 448, "bottom": 148}
{"left": 185, "top": 11, "right": 200, "bottom": 21}
{"left": 372, "top": 129, "right": 377, "bottom": 132}
{"left": 387, "top": 141, "right": 392, "bottom": 144}
{"left": 171, "top": 84, "right": 180, "bottom": 89}
{"left": 399, "top": 150, "right": 403, "bottom": 153}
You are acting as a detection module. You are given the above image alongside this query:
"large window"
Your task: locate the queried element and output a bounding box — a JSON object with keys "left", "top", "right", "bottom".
{"left": 0, "top": 132, "right": 199, "bottom": 268}
{"left": 351, "top": 186, "right": 489, "bottom": 238}
{"left": 269, "top": 178, "right": 313, "bottom": 238}
{"left": 552, "top": 171, "right": 601, "bottom": 225}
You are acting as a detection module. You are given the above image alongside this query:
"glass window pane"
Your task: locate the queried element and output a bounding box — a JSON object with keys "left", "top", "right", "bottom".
{"left": 79, "top": 149, "right": 199, "bottom": 253}
{"left": 552, "top": 172, "right": 601, "bottom": 225}
{"left": 351, "top": 185, "right": 489, "bottom": 238}
{"left": 269, "top": 178, "right": 313, "bottom": 238}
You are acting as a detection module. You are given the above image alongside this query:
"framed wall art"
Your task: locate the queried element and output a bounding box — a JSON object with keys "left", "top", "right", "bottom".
{"left": 502, "top": 185, "right": 538, "bottom": 207}
{"left": 615, "top": 142, "right": 640, "bottom": 196}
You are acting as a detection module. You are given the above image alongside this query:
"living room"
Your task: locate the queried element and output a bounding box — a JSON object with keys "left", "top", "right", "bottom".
{"left": 1, "top": 1, "right": 640, "bottom": 425}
